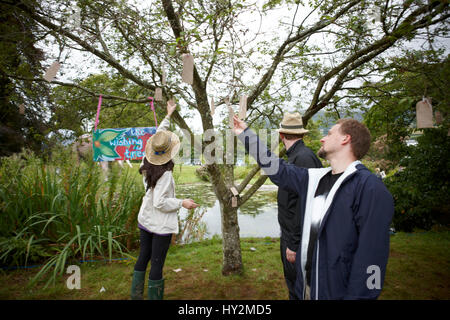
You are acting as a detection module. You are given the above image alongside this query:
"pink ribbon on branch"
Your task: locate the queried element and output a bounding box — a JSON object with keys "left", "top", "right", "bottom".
{"left": 148, "top": 97, "right": 158, "bottom": 128}
{"left": 94, "top": 94, "right": 102, "bottom": 132}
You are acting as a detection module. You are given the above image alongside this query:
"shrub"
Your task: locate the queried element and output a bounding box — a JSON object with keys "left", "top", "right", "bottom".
{"left": 0, "top": 148, "right": 144, "bottom": 287}
{"left": 385, "top": 127, "right": 450, "bottom": 232}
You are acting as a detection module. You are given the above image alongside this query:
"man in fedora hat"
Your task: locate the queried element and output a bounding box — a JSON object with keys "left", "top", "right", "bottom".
{"left": 277, "top": 112, "right": 322, "bottom": 300}
{"left": 233, "top": 115, "right": 393, "bottom": 300}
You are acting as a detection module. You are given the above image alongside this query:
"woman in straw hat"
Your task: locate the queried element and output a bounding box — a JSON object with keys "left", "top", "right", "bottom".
{"left": 130, "top": 101, "right": 198, "bottom": 300}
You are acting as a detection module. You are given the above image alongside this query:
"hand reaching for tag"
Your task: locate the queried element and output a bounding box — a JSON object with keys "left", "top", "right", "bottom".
{"left": 167, "top": 100, "right": 176, "bottom": 117}
{"left": 232, "top": 115, "right": 248, "bottom": 136}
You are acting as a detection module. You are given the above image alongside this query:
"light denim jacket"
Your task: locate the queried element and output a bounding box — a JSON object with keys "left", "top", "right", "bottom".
{"left": 137, "top": 116, "right": 183, "bottom": 234}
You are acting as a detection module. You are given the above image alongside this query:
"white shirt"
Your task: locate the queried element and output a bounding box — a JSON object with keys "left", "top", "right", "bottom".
{"left": 137, "top": 116, "right": 183, "bottom": 234}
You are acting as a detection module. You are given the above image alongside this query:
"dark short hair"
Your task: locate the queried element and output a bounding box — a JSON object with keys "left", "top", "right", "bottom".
{"left": 280, "top": 133, "right": 304, "bottom": 140}
{"left": 336, "top": 119, "right": 371, "bottom": 160}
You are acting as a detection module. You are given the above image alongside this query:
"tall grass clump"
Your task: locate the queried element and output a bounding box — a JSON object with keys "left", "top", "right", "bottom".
{"left": 0, "top": 149, "right": 144, "bottom": 287}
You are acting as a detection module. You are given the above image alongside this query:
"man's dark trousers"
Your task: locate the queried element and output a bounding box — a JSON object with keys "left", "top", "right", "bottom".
{"left": 280, "top": 238, "right": 298, "bottom": 300}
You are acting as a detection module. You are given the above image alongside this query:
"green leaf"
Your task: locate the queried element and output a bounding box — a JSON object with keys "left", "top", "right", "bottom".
{"left": 98, "top": 144, "right": 118, "bottom": 157}
{"left": 99, "top": 130, "right": 121, "bottom": 142}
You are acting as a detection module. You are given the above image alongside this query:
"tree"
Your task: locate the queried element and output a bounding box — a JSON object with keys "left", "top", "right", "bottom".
{"left": 6, "top": 0, "right": 449, "bottom": 275}
{"left": 384, "top": 126, "right": 450, "bottom": 231}
{"left": 50, "top": 73, "right": 166, "bottom": 137}
{"left": 0, "top": 0, "right": 53, "bottom": 156}
{"left": 362, "top": 52, "right": 449, "bottom": 167}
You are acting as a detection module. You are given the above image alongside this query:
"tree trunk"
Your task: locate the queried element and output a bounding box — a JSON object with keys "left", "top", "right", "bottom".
{"left": 219, "top": 200, "right": 243, "bottom": 275}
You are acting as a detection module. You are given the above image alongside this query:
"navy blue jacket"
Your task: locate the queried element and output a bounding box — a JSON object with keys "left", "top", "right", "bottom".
{"left": 239, "top": 128, "right": 394, "bottom": 300}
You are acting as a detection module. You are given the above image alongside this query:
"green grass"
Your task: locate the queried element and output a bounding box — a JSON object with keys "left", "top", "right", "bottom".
{"left": 1, "top": 231, "right": 449, "bottom": 300}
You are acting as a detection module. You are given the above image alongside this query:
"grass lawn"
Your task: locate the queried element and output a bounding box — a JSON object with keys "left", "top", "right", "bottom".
{"left": 0, "top": 231, "right": 449, "bottom": 300}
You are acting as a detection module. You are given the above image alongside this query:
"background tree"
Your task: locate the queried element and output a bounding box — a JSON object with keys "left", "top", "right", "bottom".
{"left": 5, "top": 0, "right": 449, "bottom": 275}
{"left": 361, "top": 51, "right": 449, "bottom": 167}
{"left": 384, "top": 127, "right": 450, "bottom": 232}
{"left": 0, "top": 0, "right": 54, "bottom": 156}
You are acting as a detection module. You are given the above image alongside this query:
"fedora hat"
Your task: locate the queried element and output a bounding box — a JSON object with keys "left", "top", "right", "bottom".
{"left": 145, "top": 130, "right": 180, "bottom": 165}
{"left": 277, "top": 112, "right": 309, "bottom": 135}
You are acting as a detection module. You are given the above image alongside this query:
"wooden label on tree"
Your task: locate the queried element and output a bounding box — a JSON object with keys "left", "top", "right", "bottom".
{"left": 435, "top": 111, "right": 443, "bottom": 125}
{"left": 18, "top": 104, "right": 25, "bottom": 115}
{"left": 239, "top": 95, "right": 247, "bottom": 120}
{"left": 161, "top": 69, "right": 166, "bottom": 85}
{"left": 210, "top": 97, "right": 215, "bottom": 116}
{"left": 43, "top": 61, "right": 61, "bottom": 82}
{"left": 416, "top": 99, "right": 433, "bottom": 128}
{"left": 226, "top": 98, "right": 234, "bottom": 129}
{"left": 231, "top": 196, "right": 238, "bottom": 208}
{"left": 182, "top": 54, "right": 194, "bottom": 84}
{"left": 155, "top": 87, "right": 163, "bottom": 101}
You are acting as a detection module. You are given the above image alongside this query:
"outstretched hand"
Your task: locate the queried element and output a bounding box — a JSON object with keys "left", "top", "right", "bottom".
{"left": 232, "top": 115, "right": 248, "bottom": 135}
{"left": 167, "top": 99, "right": 176, "bottom": 116}
{"left": 182, "top": 199, "right": 199, "bottom": 210}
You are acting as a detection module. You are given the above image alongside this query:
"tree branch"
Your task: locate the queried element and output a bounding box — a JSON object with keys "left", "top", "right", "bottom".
{"left": 16, "top": 2, "right": 155, "bottom": 91}
{"left": 303, "top": 1, "right": 447, "bottom": 123}
{"left": 246, "top": 0, "right": 362, "bottom": 109}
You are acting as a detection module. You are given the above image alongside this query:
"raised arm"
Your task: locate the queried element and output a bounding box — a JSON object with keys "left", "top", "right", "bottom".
{"left": 233, "top": 115, "right": 308, "bottom": 196}
{"left": 156, "top": 100, "right": 177, "bottom": 132}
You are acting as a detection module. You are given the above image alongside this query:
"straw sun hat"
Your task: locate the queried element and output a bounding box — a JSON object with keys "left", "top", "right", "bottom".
{"left": 145, "top": 129, "right": 180, "bottom": 165}
{"left": 277, "top": 112, "right": 309, "bottom": 135}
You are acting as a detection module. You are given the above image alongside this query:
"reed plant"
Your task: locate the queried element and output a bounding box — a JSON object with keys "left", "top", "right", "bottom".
{"left": 0, "top": 149, "right": 144, "bottom": 287}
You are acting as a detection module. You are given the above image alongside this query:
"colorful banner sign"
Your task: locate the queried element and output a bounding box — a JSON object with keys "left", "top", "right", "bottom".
{"left": 93, "top": 127, "right": 156, "bottom": 161}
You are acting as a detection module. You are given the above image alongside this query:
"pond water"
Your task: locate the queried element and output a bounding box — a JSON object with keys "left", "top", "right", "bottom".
{"left": 176, "top": 183, "right": 281, "bottom": 242}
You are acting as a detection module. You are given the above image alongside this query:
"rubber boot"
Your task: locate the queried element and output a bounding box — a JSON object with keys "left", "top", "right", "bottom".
{"left": 130, "top": 270, "right": 146, "bottom": 300}
{"left": 147, "top": 278, "right": 164, "bottom": 300}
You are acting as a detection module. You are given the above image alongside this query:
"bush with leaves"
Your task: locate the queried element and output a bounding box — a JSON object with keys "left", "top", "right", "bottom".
{"left": 0, "top": 148, "right": 144, "bottom": 287}
{"left": 385, "top": 127, "right": 450, "bottom": 232}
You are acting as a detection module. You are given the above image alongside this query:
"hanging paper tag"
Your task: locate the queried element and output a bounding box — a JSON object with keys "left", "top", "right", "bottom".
{"left": 162, "top": 69, "right": 166, "bottom": 85}
{"left": 239, "top": 95, "right": 247, "bottom": 120}
{"left": 226, "top": 98, "right": 234, "bottom": 129}
{"left": 155, "top": 87, "right": 163, "bottom": 101}
{"left": 435, "top": 111, "right": 443, "bottom": 125}
{"left": 43, "top": 61, "right": 61, "bottom": 82}
{"left": 416, "top": 98, "right": 433, "bottom": 128}
{"left": 18, "top": 104, "right": 25, "bottom": 115}
{"left": 230, "top": 187, "right": 239, "bottom": 196}
{"left": 182, "top": 54, "right": 194, "bottom": 84}
{"left": 231, "top": 196, "right": 238, "bottom": 208}
{"left": 210, "top": 97, "right": 215, "bottom": 116}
